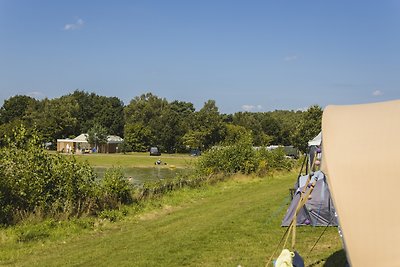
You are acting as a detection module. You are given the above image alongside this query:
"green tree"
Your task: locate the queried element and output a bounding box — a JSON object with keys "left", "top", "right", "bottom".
{"left": 260, "top": 110, "right": 303, "bottom": 145}
{"left": 182, "top": 130, "right": 208, "bottom": 150}
{"left": 223, "top": 124, "right": 250, "bottom": 145}
{"left": 0, "top": 95, "right": 38, "bottom": 146}
{"left": 70, "top": 90, "right": 125, "bottom": 136}
{"left": 154, "top": 100, "right": 195, "bottom": 153}
{"left": 124, "top": 93, "right": 169, "bottom": 151}
{"left": 23, "top": 96, "right": 79, "bottom": 144}
{"left": 232, "top": 112, "right": 271, "bottom": 146}
{"left": 0, "top": 95, "right": 37, "bottom": 124}
{"left": 87, "top": 123, "right": 108, "bottom": 152}
{"left": 292, "top": 105, "right": 323, "bottom": 152}
{"left": 123, "top": 123, "right": 153, "bottom": 152}
{"left": 188, "top": 100, "right": 225, "bottom": 150}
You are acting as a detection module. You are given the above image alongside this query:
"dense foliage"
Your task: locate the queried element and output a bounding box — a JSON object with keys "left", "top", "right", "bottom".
{"left": 0, "top": 127, "right": 95, "bottom": 224}
{"left": 99, "top": 168, "right": 133, "bottom": 209}
{"left": 0, "top": 124, "right": 299, "bottom": 226}
{"left": 197, "top": 133, "right": 294, "bottom": 176}
{"left": 0, "top": 91, "right": 322, "bottom": 153}
{"left": 0, "top": 91, "right": 125, "bottom": 147}
{"left": 0, "top": 126, "right": 132, "bottom": 225}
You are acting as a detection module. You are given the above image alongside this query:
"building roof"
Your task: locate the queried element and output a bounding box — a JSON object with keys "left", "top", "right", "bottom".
{"left": 107, "top": 135, "right": 123, "bottom": 143}
{"left": 74, "top": 133, "right": 89, "bottom": 142}
{"left": 57, "top": 134, "right": 123, "bottom": 144}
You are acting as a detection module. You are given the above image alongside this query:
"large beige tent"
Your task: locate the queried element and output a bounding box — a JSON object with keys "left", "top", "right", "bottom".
{"left": 321, "top": 100, "right": 400, "bottom": 266}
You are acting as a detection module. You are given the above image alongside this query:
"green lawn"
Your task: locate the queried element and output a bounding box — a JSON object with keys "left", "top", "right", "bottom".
{"left": 71, "top": 152, "right": 197, "bottom": 169}
{"left": 0, "top": 172, "right": 345, "bottom": 266}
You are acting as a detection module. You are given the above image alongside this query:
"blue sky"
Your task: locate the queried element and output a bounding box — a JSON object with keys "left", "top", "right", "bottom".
{"left": 1, "top": 1, "right": 400, "bottom": 113}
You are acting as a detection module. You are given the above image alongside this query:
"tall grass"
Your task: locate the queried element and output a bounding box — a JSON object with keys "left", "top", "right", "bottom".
{"left": 0, "top": 172, "right": 345, "bottom": 266}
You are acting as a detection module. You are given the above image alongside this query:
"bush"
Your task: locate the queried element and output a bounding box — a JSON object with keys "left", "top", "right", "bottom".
{"left": 197, "top": 133, "right": 256, "bottom": 175}
{"left": 255, "top": 147, "right": 294, "bottom": 172}
{"left": 196, "top": 134, "right": 295, "bottom": 176}
{"left": 0, "top": 126, "right": 98, "bottom": 224}
{"left": 98, "top": 168, "right": 133, "bottom": 209}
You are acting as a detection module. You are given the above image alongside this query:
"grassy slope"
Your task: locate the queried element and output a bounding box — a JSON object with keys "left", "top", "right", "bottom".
{"left": 0, "top": 173, "right": 344, "bottom": 267}
{"left": 72, "top": 152, "right": 197, "bottom": 168}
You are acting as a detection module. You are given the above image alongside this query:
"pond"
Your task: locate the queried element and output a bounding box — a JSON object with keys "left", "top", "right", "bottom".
{"left": 94, "top": 166, "right": 191, "bottom": 186}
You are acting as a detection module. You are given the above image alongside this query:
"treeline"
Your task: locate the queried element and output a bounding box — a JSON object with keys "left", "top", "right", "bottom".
{"left": 0, "top": 90, "right": 322, "bottom": 152}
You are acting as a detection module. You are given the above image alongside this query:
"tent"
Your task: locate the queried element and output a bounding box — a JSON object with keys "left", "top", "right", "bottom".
{"left": 308, "top": 131, "right": 322, "bottom": 146}
{"left": 281, "top": 133, "right": 338, "bottom": 227}
{"left": 282, "top": 171, "right": 337, "bottom": 227}
{"left": 282, "top": 171, "right": 338, "bottom": 227}
{"left": 322, "top": 100, "right": 400, "bottom": 266}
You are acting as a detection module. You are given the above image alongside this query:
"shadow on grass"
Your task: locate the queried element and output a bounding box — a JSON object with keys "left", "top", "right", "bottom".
{"left": 307, "top": 249, "right": 348, "bottom": 267}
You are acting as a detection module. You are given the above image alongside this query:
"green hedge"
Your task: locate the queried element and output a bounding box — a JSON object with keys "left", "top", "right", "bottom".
{"left": 196, "top": 134, "right": 294, "bottom": 176}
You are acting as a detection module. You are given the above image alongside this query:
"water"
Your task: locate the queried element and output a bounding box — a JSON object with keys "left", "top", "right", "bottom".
{"left": 94, "top": 166, "right": 190, "bottom": 186}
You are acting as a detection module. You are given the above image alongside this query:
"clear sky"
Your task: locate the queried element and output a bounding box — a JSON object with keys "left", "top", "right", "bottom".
{"left": 1, "top": 1, "right": 400, "bottom": 114}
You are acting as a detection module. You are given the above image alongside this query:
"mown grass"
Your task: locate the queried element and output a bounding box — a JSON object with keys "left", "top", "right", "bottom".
{"left": 0, "top": 172, "right": 345, "bottom": 266}
{"left": 71, "top": 152, "right": 197, "bottom": 168}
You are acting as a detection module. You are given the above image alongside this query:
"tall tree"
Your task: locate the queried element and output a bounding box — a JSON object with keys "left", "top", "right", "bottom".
{"left": 93, "top": 96, "right": 125, "bottom": 137}
{"left": 124, "top": 93, "right": 168, "bottom": 151}
{"left": 158, "top": 101, "right": 195, "bottom": 152}
{"left": 24, "top": 96, "right": 79, "bottom": 143}
{"left": 0, "top": 95, "right": 37, "bottom": 124}
{"left": 87, "top": 123, "right": 108, "bottom": 152}
{"left": 232, "top": 112, "right": 271, "bottom": 146}
{"left": 270, "top": 110, "right": 303, "bottom": 145}
{"left": 292, "top": 105, "right": 323, "bottom": 152}
{"left": 69, "top": 90, "right": 125, "bottom": 136}
{"left": 186, "top": 100, "right": 225, "bottom": 150}
{"left": 223, "top": 124, "right": 250, "bottom": 145}
{"left": 123, "top": 123, "right": 152, "bottom": 152}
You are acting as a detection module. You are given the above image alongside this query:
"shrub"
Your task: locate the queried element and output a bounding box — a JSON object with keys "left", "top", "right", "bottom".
{"left": 196, "top": 134, "right": 295, "bottom": 176}
{"left": 99, "top": 168, "right": 133, "bottom": 209}
{"left": 0, "top": 125, "right": 99, "bottom": 224}
{"left": 255, "top": 147, "right": 294, "bottom": 172}
{"left": 197, "top": 133, "right": 256, "bottom": 175}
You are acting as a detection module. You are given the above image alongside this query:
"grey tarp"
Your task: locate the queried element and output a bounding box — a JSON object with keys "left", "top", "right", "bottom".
{"left": 282, "top": 173, "right": 337, "bottom": 226}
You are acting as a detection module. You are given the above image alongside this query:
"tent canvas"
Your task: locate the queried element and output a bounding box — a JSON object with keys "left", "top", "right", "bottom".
{"left": 282, "top": 132, "right": 337, "bottom": 227}
{"left": 308, "top": 131, "right": 322, "bottom": 147}
{"left": 282, "top": 171, "right": 337, "bottom": 226}
{"left": 322, "top": 100, "right": 400, "bottom": 267}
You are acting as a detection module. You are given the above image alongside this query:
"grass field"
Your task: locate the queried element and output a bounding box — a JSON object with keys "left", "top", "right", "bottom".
{"left": 71, "top": 152, "right": 197, "bottom": 169}
{"left": 0, "top": 172, "right": 345, "bottom": 267}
